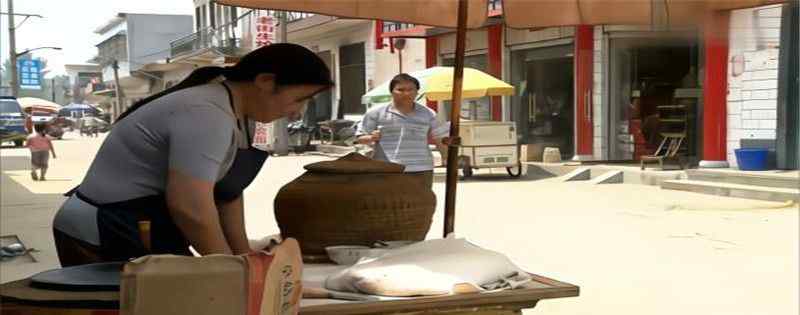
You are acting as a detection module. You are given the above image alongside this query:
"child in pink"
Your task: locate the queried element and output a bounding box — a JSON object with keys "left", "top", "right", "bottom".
{"left": 26, "top": 124, "right": 57, "bottom": 181}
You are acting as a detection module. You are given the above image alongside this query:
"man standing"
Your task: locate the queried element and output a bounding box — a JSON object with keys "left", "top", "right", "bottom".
{"left": 356, "top": 74, "right": 454, "bottom": 188}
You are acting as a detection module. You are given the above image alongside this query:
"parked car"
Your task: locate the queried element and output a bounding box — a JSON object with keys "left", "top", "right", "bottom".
{"left": 0, "top": 96, "right": 28, "bottom": 147}
{"left": 29, "top": 110, "right": 56, "bottom": 124}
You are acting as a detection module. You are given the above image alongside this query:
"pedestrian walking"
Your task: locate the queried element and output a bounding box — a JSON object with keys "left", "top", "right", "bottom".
{"left": 26, "top": 124, "right": 57, "bottom": 181}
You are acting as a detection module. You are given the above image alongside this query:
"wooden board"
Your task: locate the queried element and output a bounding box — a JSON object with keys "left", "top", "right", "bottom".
{"left": 297, "top": 273, "right": 578, "bottom": 315}
{"left": 2, "top": 269, "right": 578, "bottom": 315}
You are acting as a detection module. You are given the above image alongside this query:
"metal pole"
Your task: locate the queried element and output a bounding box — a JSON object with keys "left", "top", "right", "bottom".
{"left": 398, "top": 49, "right": 403, "bottom": 73}
{"left": 8, "top": 0, "right": 19, "bottom": 97}
{"left": 0, "top": 2, "right": 3, "bottom": 91}
{"left": 443, "top": 0, "right": 468, "bottom": 237}
{"left": 273, "top": 11, "right": 290, "bottom": 155}
{"left": 51, "top": 78, "right": 55, "bottom": 102}
{"left": 112, "top": 60, "right": 123, "bottom": 122}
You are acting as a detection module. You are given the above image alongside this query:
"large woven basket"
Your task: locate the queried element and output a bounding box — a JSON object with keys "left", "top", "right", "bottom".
{"left": 274, "top": 153, "right": 436, "bottom": 262}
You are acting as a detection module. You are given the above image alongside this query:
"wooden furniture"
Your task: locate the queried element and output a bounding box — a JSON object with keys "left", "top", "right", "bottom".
{"left": 1, "top": 264, "right": 579, "bottom": 315}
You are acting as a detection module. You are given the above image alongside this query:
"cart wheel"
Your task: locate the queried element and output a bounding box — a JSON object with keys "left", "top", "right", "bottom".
{"left": 506, "top": 163, "right": 523, "bottom": 178}
{"left": 459, "top": 156, "right": 473, "bottom": 179}
{"left": 462, "top": 166, "right": 473, "bottom": 178}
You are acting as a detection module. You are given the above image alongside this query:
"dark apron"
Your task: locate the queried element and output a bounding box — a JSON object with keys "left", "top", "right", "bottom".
{"left": 71, "top": 83, "right": 269, "bottom": 261}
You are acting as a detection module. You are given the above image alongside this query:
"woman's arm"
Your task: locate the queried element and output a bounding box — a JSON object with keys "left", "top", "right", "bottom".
{"left": 166, "top": 169, "right": 232, "bottom": 255}
{"left": 217, "top": 195, "right": 251, "bottom": 254}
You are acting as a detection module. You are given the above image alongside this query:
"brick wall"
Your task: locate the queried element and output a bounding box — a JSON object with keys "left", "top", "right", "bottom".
{"left": 726, "top": 5, "right": 783, "bottom": 167}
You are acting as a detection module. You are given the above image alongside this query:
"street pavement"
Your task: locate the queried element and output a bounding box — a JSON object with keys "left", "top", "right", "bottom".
{"left": 1, "top": 133, "right": 797, "bottom": 315}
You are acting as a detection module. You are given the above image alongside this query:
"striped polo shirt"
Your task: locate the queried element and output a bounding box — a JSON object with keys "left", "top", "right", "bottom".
{"left": 357, "top": 103, "right": 448, "bottom": 172}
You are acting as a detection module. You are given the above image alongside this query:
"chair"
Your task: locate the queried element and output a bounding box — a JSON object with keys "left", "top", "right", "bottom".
{"left": 640, "top": 133, "right": 686, "bottom": 170}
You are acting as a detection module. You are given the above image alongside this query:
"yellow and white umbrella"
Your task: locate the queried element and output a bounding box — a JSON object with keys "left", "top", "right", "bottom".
{"left": 425, "top": 67, "right": 513, "bottom": 101}
{"left": 362, "top": 66, "right": 513, "bottom": 105}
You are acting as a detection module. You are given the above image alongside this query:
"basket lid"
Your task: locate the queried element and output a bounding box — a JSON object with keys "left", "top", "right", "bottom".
{"left": 304, "top": 153, "right": 405, "bottom": 174}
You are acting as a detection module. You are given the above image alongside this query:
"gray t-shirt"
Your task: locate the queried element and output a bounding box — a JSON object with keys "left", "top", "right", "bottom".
{"left": 78, "top": 83, "right": 244, "bottom": 204}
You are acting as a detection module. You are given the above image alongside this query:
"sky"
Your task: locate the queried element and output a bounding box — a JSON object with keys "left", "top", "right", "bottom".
{"left": 1, "top": 0, "right": 195, "bottom": 78}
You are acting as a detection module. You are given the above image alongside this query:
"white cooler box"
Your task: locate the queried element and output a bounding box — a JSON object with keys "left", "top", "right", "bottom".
{"left": 458, "top": 121, "right": 519, "bottom": 168}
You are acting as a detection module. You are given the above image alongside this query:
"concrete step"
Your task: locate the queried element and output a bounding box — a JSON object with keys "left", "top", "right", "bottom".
{"left": 562, "top": 167, "right": 591, "bottom": 181}
{"left": 590, "top": 170, "right": 624, "bottom": 184}
{"left": 661, "top": 179, "right": 800, "bottom": 203}
{"left": 686, "top": 169, "right": 799, "bottom": 190}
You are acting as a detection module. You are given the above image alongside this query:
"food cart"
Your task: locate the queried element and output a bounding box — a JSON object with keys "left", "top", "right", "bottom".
{"left": 458, "top": 120, "right": 522, "bottom": 178}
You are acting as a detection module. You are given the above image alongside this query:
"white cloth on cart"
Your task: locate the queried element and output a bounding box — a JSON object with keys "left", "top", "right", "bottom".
{"left": 325, "top": 237, "right": 529, "bottom": 297}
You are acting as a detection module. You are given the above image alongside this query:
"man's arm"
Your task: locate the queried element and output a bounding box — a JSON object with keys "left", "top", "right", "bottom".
{"left": 217, "top": 195, "right": 251, "bottom": 254}
{"left": 356, "top": 110, "right": 380, "bottom": 145}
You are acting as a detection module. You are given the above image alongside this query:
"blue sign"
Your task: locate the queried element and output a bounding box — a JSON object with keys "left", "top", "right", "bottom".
{"left": 18, "top": 59, "right": 42, "bottom": 90}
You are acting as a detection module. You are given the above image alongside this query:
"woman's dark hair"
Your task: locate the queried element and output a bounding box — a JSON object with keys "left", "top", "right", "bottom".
{"left": 116, "top": 43, "right": 334, "bottom": 121}
{"left": 389, "top": 73, "right": 420, "bottom": 92}
{"left": 34, "top": 123, "right": 46, "bottom": 135}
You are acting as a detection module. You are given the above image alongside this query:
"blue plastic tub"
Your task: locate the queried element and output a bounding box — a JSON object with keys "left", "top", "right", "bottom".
{"left": 734, "top": 148, "right": 769, "bottom": 171}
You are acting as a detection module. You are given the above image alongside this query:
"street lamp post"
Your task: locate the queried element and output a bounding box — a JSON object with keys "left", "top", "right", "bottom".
{"left": 10, "top": 46, "right": 62, "bottom": 97}
{"left": 8, "top": 0, "right": 18, "bottom": 96}
{"left": 4, "top": 0, "right": 45, "bottom": 96}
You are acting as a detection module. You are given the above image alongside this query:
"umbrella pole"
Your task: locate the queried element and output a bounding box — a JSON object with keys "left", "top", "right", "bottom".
{"left": 443, "top": 0, "right": 468, "bottom": 237}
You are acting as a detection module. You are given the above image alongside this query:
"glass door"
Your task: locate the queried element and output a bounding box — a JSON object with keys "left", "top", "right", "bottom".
{"left": 510, "top": 44, "right": 575, "bottom": 159}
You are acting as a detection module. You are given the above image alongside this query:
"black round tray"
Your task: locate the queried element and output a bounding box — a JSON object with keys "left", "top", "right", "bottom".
{"left": 29, "top": 262, "right": 124, "bottom": 291}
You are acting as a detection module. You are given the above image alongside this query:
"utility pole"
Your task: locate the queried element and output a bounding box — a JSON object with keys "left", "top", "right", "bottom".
{"left": 8, "top": 0, "right": 19, "bottom": 97}
{"left": 112, "top": 60, "right": 123, "bottom": 122}
{"left": 273, "top": 11, "right": 290, "bottom": 155}
{"left": 51, "top": 78, "right": 55, "bottom": 102}
{"left": 1, "top": 1, "right": 3, "bottom": 92}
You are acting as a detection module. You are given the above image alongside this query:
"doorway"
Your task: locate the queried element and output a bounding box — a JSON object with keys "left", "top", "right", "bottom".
{"left": 339, "top": 42, "right": 366, "bottom": 116}
{"left": 510, "top": 44, "right": 575, "bottom": 160}
{"left": 608, "top": 34, "right": 700, "bottom": 162}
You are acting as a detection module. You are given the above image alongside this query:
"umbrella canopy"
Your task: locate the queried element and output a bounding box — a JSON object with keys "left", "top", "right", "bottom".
{"left": 361, "top": 67, "right": 439, "bottom": 105}
{"left": 218, "top": 0, "right": 783, "bottom": 29}
{"left": 17, "top": 97, "right": 62, "bottom": 112}
{"left": 59, "top": 103, "right": 101, "bottom": 117}
{"left": 362, "top": 67, "right": 513, "bottom": 105}
{"left": 425, "top": 67, "right": 513, "bottom": 101}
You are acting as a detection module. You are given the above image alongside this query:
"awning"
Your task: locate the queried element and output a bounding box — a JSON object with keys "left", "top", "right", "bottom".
{"left": 218, "top": 0, "right": 786, "bottom": 30}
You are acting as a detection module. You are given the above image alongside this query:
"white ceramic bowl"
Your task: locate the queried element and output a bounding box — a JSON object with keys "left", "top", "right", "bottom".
{"left": 325, "top": 245, "right": 389, "bottom": 265}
